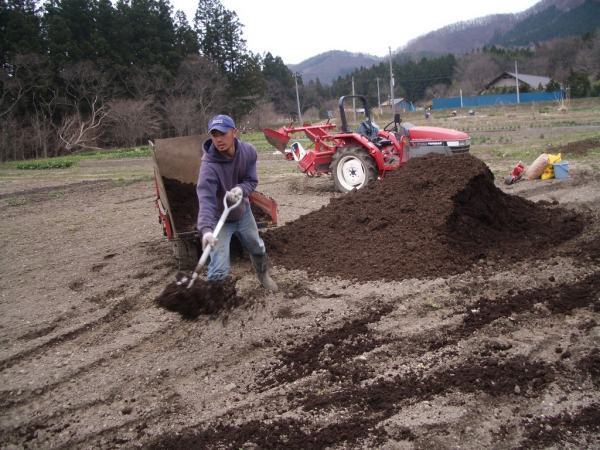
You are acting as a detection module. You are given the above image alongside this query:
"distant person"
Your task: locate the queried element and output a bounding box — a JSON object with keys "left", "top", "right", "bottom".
{"left": 196, "top": 114, "right": 278, "bottom": 291}
{"left": 425, "top": 107, "right": 431, "bottom": 119}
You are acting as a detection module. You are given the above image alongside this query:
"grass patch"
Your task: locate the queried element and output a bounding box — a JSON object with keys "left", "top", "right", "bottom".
{"left": 110, "top": 174, "right": 154, "bottom": 186}
{"left": 2, "top": 145, "right": 151, "bottom": 171}
{"left": 238, "top": 131, "right": 277, "bottom": 152}
{"left": 6, "top": 196, "right": 28, "bottom": 206}
{"left": 488, "top": 146, "right": 537, "bottom": 161}
{"left": 14, "top": 157, "right": 76, "bottom": 170}
{"left": 75, "top": 146, "right": 151, "bottom": 159}
{"left": 48, "top": 190, "right": 65, "bottom": 199}
{"left": 239, "top": 130, "right": 313, "bottom": 153}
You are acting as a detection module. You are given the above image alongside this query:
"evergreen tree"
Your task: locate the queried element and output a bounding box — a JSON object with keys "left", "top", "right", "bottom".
{"left": 91, "top": 0, "right": 117, "bottom": 64}
{"left": 114, "top": 0, "right": 181, "bottom": 72}
{"left": 262, "top": 52, "right": 295, "bottom": 113}
{"left": 174, "top": 10, "right": 199, "bottom": 57}
{"left": 43, "top": 0, "right": 96, "bottom": 66}
{"left": 0, "top": 0, "right": 43, "bottom": 64}
{"left": 194, "top": 0, "right": 245, "bottom": 74}
{"left": 228, "top": 51, "right": 264, "bottom": 117}
{"left": 566, "top": 70, "right": 591, "bottom": 97}
{"left": 545, "top": 78, "right": 561, "bottom": 92}
{"left": 193, "top": 0, "right": 263, "bottom": 117}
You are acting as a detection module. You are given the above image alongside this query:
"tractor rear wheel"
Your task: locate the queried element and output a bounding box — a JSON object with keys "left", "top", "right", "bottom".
{"left": 330, "top": 147, "right": 378, "bottom": 193}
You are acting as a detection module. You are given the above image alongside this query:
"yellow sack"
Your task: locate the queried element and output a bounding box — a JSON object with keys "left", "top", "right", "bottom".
{"left": 541, "top": 153, "right": 562, "bottom": 180}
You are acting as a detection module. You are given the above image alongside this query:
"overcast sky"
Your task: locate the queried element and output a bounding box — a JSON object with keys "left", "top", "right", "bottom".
{"left": 170, "top": 0, "right": 540, "bottom": 65}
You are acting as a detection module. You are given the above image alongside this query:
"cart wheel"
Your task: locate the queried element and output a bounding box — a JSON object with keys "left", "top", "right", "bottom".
{"left": 330, "top": 147, "right": 378, "bottom": 193}
{"left": 172, "top": 238, "right": 199, "bottom": 270}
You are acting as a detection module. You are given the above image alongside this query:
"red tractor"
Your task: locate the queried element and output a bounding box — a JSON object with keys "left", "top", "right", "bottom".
{"left": 263, "top": 95, "right": 471, "bottom": 192}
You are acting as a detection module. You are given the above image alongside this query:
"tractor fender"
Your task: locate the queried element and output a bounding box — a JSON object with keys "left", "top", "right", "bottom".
{"left": 346, "top": 135, "right": 385, "bottom": 173}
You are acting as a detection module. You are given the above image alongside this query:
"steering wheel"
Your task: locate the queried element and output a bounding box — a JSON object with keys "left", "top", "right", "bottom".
{"left": 383, "top": 120, "right": 396, "bottom": 131}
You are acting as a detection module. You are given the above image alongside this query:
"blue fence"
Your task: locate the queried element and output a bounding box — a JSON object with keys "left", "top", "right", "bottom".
{"left": 432, "top": 91, "right": 564, "bottom": 110}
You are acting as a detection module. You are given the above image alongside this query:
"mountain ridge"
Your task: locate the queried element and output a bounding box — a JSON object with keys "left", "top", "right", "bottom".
{"left": 290, "top": 0, "right": 599, "bottom": 84}
{"left": 288, "top": 50, "right": 381, "bottom": 84}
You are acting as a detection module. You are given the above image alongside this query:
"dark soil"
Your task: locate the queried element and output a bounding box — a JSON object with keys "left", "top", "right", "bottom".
{"left": 264, "top": 154, "right": 587, "bottom": 282}
{"left": 520, "top": 403, "right": 600, "bottom": 449}
{"left": 149, "top": 416, "right": 391, "bottom": 450}
{"left": 162, "top": 177, "right": 272, "bottom": 233}
{"left": 155, "top": 276, "right": 243, "bottom": 319}
{"left": 162, "top": 178, "right": 198, "bottom": 233}
{"left": 577, "top": 348, "right": 600, "bottom": 386}
{"left": 392, "top": 270, "right": 600, "bottom": 354}
{"left": 300, "top": 356, "right": 554, "bottom": 412}
{"left": 258, "top": 301, "right": 394, "bottom": 388}
{"left": 464, "top": 272, "right": 600, "bottom": 330}
{"left": 547, "top": 137, "right": 600, "bottom": 157}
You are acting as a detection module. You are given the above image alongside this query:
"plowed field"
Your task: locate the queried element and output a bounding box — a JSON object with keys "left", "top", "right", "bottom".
{"left": 1, "top": 130, "right": 600, "bottom": 449}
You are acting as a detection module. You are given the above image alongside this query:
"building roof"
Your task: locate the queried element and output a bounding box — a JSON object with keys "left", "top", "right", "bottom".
{"left": 485, "top": 72, "right": 552, "bottom": 90}
{"left": 380, "top": 98, "right": 409, "bottom": 107}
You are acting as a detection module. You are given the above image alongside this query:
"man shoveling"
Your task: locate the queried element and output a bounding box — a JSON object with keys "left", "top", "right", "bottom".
{"left": 196, "top": 114, "right": 278, "bottom": 291}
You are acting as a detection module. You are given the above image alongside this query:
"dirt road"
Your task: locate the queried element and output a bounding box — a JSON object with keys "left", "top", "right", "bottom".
{"left": 1, "top": 147, "right": 599, "bottom": 448}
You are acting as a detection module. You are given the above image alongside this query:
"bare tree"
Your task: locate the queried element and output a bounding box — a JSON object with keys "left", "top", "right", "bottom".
{"left": 49, "top": 62, "right": 113, "bottom": 152}
{"left": 123, "top": 65, "right": 171, "bottom": 99}
{"left": 425, "top": 83, "right": 451, "bottom": 101}
{"left": 162, "top": 55, "right": 227, "bottom": 136}
{"left": 454, "top": 53, "right": 501, "bottom": 95}
{"left": 530, "top": 37, "right": 580, "bottom": 83}
{"left": 105, "top": 98, "right": 160, "bottom": 147}
{"left": 574, "top": 34, "right": 600, "bottom": 76}
{"left": 241, "top": 100, "right": 279, "bottom": 131}
{"left": 0, "top": 73, "right": 25, "bottom": 119}
{"left": 60, "top": 62, "right": 111, "bottom": 107}
{"left": 30, "top": 88, "right": 60, "bottom": 157}
{"left": 58, "top": 95, "right": 107, "bottom": 151}
{"left": 0, "top": 53, "right": 46, "bottom": 119}
{"left": 163, "top": 96, "right": 199, "bottom": 136}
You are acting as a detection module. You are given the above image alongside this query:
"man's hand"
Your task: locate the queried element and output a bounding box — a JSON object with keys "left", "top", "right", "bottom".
{"left": 225, "top": 186, "right": 243, "bottom": 204}
{"left": 202, "top": 231, "right": 217, "bottom": 250}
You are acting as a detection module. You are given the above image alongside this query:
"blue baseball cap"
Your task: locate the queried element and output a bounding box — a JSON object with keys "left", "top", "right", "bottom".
{"left": 208, "top": 114, "right": 236, "bottom": 133}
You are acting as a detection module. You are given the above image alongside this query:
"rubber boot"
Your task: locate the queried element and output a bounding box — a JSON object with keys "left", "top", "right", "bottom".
{"left": 251, "top": 254, "right": 278, "bottom": 292}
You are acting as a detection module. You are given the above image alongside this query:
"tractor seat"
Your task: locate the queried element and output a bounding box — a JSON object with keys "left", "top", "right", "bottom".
{"left": 357, "top": 120, "right": 379, "bottom": 140}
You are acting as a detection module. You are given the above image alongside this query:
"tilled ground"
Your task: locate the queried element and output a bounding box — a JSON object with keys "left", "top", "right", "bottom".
{"left": 0, "top": 151, "right": 599, "bottom": 449}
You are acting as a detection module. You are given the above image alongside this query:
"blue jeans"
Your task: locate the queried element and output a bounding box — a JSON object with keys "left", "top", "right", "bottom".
{"left": 207, "top": 206, "right": 266, "bottom": 281}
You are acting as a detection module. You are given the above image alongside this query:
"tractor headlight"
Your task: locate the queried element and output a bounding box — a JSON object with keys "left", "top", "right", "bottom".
{"left": 446, "top": 139, "right": 470, "bottom": 147}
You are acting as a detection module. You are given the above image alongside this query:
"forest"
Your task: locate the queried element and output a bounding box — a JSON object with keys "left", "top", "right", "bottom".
{"left": 1, "top": 0, "right": 600, "bottom": 160}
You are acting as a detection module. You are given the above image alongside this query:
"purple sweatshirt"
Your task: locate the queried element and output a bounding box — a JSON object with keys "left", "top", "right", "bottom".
{"left": 196, "top": 137, "right": 258, "bottom": 235}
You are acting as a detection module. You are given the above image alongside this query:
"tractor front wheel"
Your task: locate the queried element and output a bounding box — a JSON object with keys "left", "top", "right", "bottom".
{"left": 330, "top": 147, "right": 378, "bottom": 193}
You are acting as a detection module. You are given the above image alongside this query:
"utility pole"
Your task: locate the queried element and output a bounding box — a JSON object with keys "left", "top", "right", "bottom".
{"left": 351, "top": 76, "right": 356, "bottom": 123}
{"left": 376, "top": 77, "right": 381, "bottom": 115}
{"left": 389, "top": 46, "right": 395, "bottom": 114}
{"left": 515, "top": 60, "right": 520, "bottom": 104}
{"left": 294, "top": 72, "right": 303, "bottom": 123}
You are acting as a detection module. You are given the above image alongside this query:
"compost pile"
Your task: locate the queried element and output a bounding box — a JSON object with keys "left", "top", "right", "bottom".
{"left": 163, "top": 177, "right": 271, "bottom": 232}
{"left": 264, "top": 153, "right": 587, "bottom": 282}
{"left": 155, "top": 276, "right": 243, "bottom": 319}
